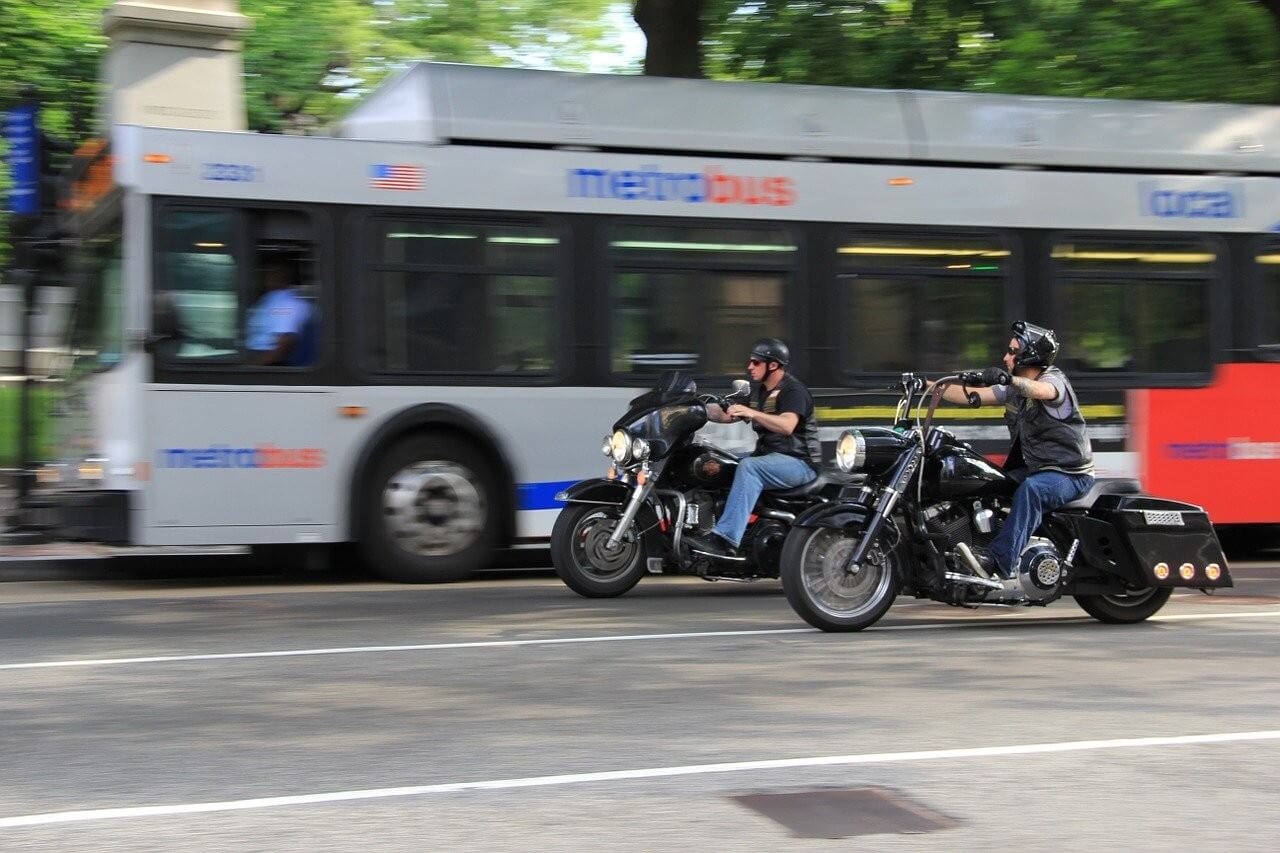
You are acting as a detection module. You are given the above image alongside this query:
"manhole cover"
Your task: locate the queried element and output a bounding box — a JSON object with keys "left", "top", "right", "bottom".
{"left": 731, "top": 786, "right": 958, "bottom": 839}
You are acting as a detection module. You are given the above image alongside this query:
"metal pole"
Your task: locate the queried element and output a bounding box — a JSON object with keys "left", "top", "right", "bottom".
{"left": 16, "top": 247, "right": 35, "bottom": 508}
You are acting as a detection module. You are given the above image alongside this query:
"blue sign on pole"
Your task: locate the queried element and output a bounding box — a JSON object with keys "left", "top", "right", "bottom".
{"left": 3, "top": 103, "right": 40, "bottom": 217}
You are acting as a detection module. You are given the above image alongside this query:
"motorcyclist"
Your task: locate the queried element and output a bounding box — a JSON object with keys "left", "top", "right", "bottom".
{"left": 936, "top": 321, "right": 1094, "bottom": 580}
{"left": 683, "top": 338, "right": 822, "bottom": 562}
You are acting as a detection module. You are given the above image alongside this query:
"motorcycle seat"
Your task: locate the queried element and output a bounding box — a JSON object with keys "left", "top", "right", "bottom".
{"left": 1059, "top": 477, "right": 1141, "bottom": 510}
{"left": 768, "top": 471, "right": 833, "bottom": 500}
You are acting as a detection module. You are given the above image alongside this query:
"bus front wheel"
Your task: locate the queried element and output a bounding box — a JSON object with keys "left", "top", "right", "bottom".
{"left": 360, "top": 434, "right": 499, "bottom": 583}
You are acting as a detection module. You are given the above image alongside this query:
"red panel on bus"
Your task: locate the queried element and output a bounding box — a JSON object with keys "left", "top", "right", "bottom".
{"left": 1132, "top": 363, "right": 1280, "bottom": 524}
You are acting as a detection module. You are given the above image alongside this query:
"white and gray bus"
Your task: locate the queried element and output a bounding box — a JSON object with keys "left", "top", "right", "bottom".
{"left": 35, "top": 62, "right": 1280, "bottom": 580}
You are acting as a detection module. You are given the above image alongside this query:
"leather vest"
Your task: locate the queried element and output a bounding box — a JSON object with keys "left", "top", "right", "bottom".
{"left": 1003, "top": 367, "right": 1094, "bottom": 475}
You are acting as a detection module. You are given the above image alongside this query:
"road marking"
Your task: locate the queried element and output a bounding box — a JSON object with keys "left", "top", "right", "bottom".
{"left": 1, "top": 729, "right": 1276, "bottom": 829}
{"left": 2, "top": 609, "right": 1278, "bottom": 673}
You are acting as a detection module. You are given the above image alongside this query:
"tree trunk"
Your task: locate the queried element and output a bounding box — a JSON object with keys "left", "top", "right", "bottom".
{"left": 633, "top": 0, "right": 703, "bottom": 78}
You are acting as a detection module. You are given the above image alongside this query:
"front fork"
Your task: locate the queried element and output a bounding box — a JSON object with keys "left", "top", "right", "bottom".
{"left": 844, "top": 443, "right": 922, "bottom": 572}
{"left": 604, "top": 461, "right": 662, "bottom": 550}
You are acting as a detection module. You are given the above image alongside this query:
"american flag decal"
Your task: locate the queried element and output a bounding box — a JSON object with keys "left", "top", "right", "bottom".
{"left": 370, "top": 164, "right": 423, "bottom": 190}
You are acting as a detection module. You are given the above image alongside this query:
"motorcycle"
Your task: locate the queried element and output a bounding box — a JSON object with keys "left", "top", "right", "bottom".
{"left": 552, "top": 371, "right": 853, "bottom": 597}
{"left": 780, "top": 372, "right": 1233, "bottom": 631}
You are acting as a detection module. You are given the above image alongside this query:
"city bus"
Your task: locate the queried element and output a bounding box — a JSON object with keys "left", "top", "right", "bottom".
{"left": 31, "top": 61, "right": 1280, "bottom": 580}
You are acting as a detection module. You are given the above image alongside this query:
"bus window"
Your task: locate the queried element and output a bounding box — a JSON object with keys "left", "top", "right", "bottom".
{"left": 1255, "top": 245, "right": 1280, "bottom": 348}
{"left": 838, "top": 231, "right": 1009, "bottom": 375}
{"left": 156, "top": 210, "right": 239, "bottom": 360}
{"left": 366, "top": 219, "right": 558, "bottom": 375}
{"left": 1052, "top": 238, "right": 1213, "bottom": 374}
{"left": 608, "top": 224, "right": 793, "bottom": 377}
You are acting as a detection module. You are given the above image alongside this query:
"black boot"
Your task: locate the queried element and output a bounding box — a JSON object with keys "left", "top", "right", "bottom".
{"left": 684, "top": 532, "right": 746, "bottom": 562}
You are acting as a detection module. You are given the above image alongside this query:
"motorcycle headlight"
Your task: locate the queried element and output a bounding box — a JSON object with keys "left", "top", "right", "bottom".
{"left": 609, "top": 429, "right": 632, "bottom": 464}
{"left": 835, "top": 429, "right": 867, "bottom": 473}
{"left": 631, "top": 436, "right": 650, "bottom": 462}
{"left": 601, "top": 436, "right": 613, "bottom": 457}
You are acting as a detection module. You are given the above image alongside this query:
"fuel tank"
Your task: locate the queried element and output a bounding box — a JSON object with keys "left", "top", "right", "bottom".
{"left": 927, "top": 444, "right": 1014, "bottom": 500}
{"left": 668, "top": 443, "right": 739, "bottom": 491}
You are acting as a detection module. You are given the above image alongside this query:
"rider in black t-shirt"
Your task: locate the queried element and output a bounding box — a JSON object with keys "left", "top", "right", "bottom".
{"left": 684, "top": 338, "right": 822, "bottom": 562}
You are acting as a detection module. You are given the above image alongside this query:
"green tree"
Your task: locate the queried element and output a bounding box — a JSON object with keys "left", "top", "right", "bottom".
{"left": 641, "top": 0, "right": 1280, "bottom": 105}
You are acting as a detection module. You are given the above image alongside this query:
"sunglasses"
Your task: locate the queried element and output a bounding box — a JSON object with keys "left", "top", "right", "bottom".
{"left": 748, "top": 358, "right": 765, "bottom": 367}
{"left": 1005, "top": 346, "right": 1021, "bottom": 356}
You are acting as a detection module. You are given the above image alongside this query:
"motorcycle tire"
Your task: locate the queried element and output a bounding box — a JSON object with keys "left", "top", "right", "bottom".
{"left": 781, "top": 526, "right": 900, "bottom": 632}
{"left": 1074, "top": 587, "right": 1172, "bottom": 624}
{"left": 552, "top": 503, "right": 647, "bottom": 598}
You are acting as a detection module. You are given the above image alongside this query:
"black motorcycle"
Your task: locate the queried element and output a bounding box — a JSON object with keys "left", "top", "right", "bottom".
{"left": 780, "top": 372, "right": 1233, "bottom": 631}
{"left": 552, "top": 371, "right": 851, "bottom": 597}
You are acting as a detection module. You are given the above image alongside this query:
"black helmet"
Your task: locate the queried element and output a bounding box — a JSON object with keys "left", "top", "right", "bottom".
{"left": 749, "top": 337, "right": 790, "bottom": 367}
{"left": 1010, "top": 321, "right": 1058, "bottom": 368}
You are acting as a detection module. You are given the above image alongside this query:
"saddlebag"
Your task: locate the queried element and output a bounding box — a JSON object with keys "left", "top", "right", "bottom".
{"left": 1078, "top": 494, "right": 1232, "bottom": 589}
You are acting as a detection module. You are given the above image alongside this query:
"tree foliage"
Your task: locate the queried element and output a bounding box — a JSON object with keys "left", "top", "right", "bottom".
{"left": 692, "top": 0, "right": 1280, "bottom": 103}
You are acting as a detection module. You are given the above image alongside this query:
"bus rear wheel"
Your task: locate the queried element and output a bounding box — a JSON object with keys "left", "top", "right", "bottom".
{"left": 360, "top": 434, "right": 499, "bottom": 583}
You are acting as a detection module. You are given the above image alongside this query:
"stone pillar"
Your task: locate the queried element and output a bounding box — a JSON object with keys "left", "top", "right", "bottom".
{"left": 101, "top": 1, "right": 252, "bottom": 132}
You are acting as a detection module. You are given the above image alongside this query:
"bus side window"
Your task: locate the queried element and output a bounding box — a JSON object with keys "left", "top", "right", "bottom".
{"left": 245, "top": 209, "right": 319, "bottom": 368}
{"left": 246, "top": 249, "right": 317, "bottom": 367}
{"left": 155, "top": 209, "right": 240, "bottom": 360}
{"left": 1052, "top": 236, "right": 1213, "bottom": 375}
{"left": 1256, "top": 244, "right": 1280, "bottom": 351}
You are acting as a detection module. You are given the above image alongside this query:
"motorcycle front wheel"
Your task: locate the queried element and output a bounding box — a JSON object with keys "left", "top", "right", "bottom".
{"left": 781, "top": 526, "right": 900, "bottom": 632}
{"left": 1074, "top": 586, "right": 1172, "bottom": 624}
{"left": 551, "top": 503, "right": 648, "bottom": 598}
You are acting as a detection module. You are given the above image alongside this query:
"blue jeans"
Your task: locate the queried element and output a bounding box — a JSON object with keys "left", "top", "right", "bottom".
{"left": 712, "top": 453, "right": 817, "bottom": 547}
{"left": 989, "top": 469, "right": 1093, "bottom": 577}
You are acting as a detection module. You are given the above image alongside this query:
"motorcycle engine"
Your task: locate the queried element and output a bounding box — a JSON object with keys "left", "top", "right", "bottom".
{"left": 1016, "top": 536, "right": 1063, "bottom": 602}
{"left": 743, "top": 519, "right": 789, "bottom": 572}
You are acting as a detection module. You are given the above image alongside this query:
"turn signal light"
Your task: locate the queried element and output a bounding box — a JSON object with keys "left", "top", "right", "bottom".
{"left": 143, "top": 153, "right": 172, "bottom": 163}
{"left": 1205, "top": 563, "right": 1222, "bottom": 581}
{"left": 1153, "top": 562, "right": 1170, "bottom": 580}
{"left": 1179, "top": 563, "right": 1195, "bottom": 580}
{"left": 606, "top": 466, "right": 617, "bottom": 480}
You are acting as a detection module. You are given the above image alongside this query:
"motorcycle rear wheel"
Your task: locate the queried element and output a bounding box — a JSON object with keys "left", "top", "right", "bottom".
{"left": 781, "top": 526, "right": 900, "bottom": 632}
{"left": 551, "top": 503, "right": 648, "bottom": 598}
{"left": 1074, "top": 586, "right": 1172, "bottom": 624}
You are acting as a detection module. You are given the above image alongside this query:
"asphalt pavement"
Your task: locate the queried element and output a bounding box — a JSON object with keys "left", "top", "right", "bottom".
{"left": 1, "top": 565, "right": 1278, "bottom": 850}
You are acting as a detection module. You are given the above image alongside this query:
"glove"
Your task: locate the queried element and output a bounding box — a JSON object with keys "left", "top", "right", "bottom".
{"left": 958, "top": 370, "right": 984, "bottom": 387}
{"left": 981, "top": 367, "right": 1012, "bottom": 387}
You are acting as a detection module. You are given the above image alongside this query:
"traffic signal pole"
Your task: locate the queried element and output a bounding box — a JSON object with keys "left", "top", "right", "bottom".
{"left": 4, "top": 90, "right": 42, "bottom": 528}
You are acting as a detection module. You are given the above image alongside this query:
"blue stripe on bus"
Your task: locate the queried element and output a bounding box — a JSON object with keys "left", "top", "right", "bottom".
{"left": 518, "top": 480, "right": 580, "bottom": 511}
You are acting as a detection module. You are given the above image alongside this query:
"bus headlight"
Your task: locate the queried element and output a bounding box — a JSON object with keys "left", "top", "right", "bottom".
{"left": 610, "top": 429, "right": 632, "bottom": 464}
{"left": 835, "top": 429, "right": 866, "bottom": 472}
{"left": 631, "top": 436, "right": 650, "bottom": 462}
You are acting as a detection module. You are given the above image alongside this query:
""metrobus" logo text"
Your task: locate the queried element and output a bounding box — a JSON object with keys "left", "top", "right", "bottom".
{"left": 159, "top": 445, "right": 326, "bottom": 469}
{"left": 568, "top": 165, "right": 795, "bottom": 206}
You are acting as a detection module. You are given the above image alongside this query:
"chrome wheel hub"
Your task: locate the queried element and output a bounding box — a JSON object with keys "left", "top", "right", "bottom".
{"left": 572, "top": 510, "right": 638, "bottom": 580}
{"left": 800, "top": 529, "right": 892, "bottom": 619}
{"left": 383, "top": 461, "right": 485, "bottom": 557}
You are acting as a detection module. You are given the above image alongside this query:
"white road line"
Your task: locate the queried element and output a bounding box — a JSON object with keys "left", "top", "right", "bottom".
{"left": 2, "top": 730, "right": 1277, "bottom": 829}
{"left": 3, "top": 609, "right": 1279, "bottom": 673}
